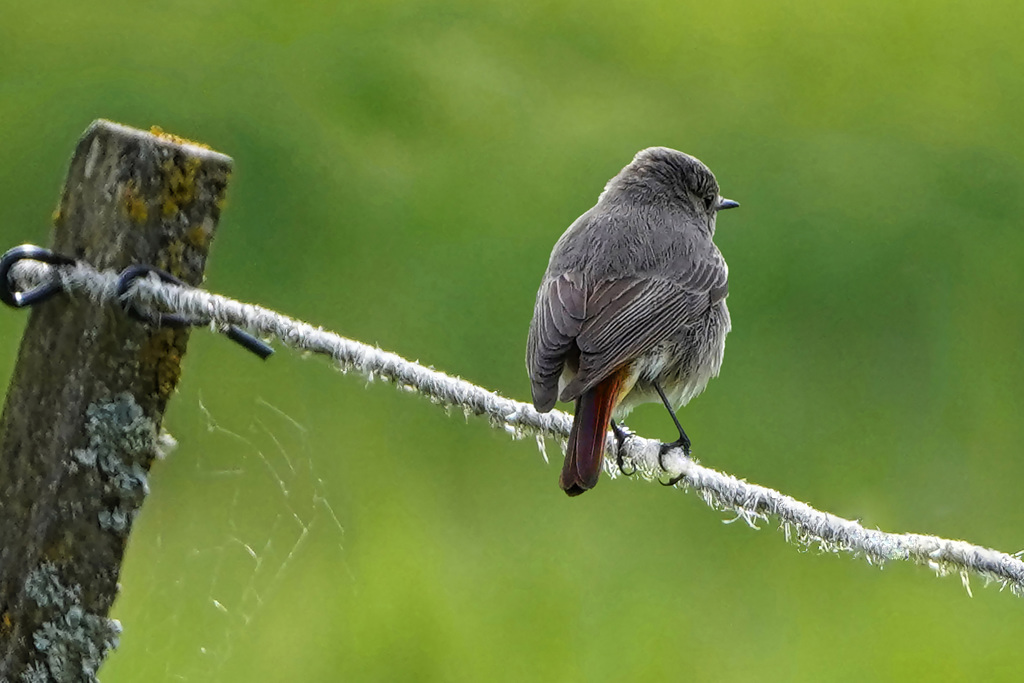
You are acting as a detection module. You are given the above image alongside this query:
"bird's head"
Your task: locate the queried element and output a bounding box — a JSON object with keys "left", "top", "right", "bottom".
{"left": 606, "top": 146, "right": 739, "bottom": 223}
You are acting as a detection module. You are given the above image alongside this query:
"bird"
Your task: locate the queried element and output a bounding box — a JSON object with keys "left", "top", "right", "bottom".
{"left": 526, "top": 146, "right": 738, "bottom": 496}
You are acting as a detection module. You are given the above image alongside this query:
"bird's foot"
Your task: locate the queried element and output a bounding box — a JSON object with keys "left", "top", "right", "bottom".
{"left": 658, "top": 435, "right": 691, "bottom": 486}
{"left": 611, "top": 421, "right": 636, "bottom": 476}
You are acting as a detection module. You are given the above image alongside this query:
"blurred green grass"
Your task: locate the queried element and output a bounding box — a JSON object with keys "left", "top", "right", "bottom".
{"left": 3, "top": 0, "right": 1024, "bottom": 680}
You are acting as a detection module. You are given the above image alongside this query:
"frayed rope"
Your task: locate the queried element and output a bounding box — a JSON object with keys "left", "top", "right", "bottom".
{"left": 9, "top": 258, "right": 1024, "bottom": 597}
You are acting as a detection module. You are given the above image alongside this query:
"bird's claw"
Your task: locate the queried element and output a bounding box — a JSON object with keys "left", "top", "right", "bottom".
{"left": 611, "top": 421, "right": 636, "bottom": 476}
{"left": 658, "top": 437, "right": 691, "bottom": 486}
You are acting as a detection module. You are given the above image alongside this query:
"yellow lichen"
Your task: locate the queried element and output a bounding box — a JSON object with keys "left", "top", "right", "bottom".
{"left": 1, "top": 611, "right": 11, "bottom": 636}
{"left": 121, "top": 180, "right": 149, "bottom": 223}
{"left": 149, "top": 125, "right": 211, "bottom": 150}
{"left": 159, "top": 240, "right": 186, "bottom": 277}
{"left": 156, "top": 345, "right": 184, "bottom": 400}
{"left": 139, "top": 329, "right": 185, "bottom": 401}
{"left": 186, "top": 221, "right": 212, "bottom": 249}
{"left": 160, "top": 156, "right": 202, "bottom": 217}
{"left": 215, "top": 171, "right": 232, "bottom": 210}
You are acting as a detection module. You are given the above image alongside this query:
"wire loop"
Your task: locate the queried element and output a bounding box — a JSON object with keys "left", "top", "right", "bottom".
{"left": 3, "top": 244, "right": 273, "bottom": 360}
{"left": 0, "top": 244, "right": 75, "bottom": 308}
{"left": 115, "top": 263, "right": 274, "bottom": 359}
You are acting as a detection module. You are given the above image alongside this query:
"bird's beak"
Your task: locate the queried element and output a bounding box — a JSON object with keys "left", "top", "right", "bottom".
{"left": 716, "top": 197, "right": 740, "bottom": 211}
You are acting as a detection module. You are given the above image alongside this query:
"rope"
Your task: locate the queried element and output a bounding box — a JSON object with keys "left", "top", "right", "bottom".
{"left": 7, "top": 256, "right": 1024, "bottom": 598}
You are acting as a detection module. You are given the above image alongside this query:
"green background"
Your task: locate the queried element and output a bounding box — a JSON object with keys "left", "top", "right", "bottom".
{"left": 3, "top": 0, "right": 1024, "bottom": 680}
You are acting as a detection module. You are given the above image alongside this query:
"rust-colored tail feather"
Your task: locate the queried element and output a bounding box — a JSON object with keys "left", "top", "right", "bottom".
{"left": 560, "top": 372, "right": 623, "bottom": 496}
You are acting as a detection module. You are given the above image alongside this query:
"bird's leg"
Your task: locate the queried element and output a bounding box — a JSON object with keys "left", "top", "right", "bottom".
{"left": 653, "top": 382, "right": 691, "bottom": 479}
{"left": 611, "top": 420, "right": 636, "bottom": 476}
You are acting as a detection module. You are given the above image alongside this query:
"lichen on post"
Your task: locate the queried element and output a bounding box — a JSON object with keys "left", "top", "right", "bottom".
{"left": 0, "top": 120, "right": 233, "bottom": 680}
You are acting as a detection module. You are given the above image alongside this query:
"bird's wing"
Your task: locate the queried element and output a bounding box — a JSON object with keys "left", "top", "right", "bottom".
{"left": 526, "top": 271, "right": 588, "bottom": 412}
{"left": 526, "top": 252, "right": 728, "bottom": 410}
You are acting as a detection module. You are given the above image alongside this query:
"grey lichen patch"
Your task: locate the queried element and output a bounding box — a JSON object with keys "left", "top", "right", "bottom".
{"left": 19, "top": 663, "right": 49, "bottom": 683}
{"left": 97, "top": 508, "right": 130, "bottom": 535}
{"left": 24, "top": 564, "right": 81, "bottom": 610}
{"left": 23, "top": 563, "right": 121, "bottom": 683}
{"left": 71, "top": 393, "right": 158, "bottom": 537}
{"left": 31, "top": 607, "right": 121, "bottom": 683}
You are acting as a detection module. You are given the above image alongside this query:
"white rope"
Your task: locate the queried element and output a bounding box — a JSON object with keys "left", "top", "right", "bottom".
{"left": 9, "top": 258, "right": 1024, "bottom": 597}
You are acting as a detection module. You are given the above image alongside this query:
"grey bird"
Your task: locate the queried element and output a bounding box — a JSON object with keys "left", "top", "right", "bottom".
{"left": 526, "top": 147, "right": 738, "bottom": 496}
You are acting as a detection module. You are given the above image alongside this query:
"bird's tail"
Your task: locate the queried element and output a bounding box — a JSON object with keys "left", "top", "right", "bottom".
{"left": 560, "top": 371, "right": 625, "bottom": 496}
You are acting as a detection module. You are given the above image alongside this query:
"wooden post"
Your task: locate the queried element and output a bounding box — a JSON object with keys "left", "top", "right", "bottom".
{"left": 0, "top": 121, "right": 232, "bottom": 680}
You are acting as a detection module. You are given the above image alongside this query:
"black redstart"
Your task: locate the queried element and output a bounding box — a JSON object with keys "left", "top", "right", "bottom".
{"left": 526, "top": 147, "right": 738, "bottom": 496}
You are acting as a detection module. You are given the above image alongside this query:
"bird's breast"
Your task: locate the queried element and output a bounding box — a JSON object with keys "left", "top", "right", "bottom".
{"left": 614, "top": 300, "right": 730, "bottom": 417}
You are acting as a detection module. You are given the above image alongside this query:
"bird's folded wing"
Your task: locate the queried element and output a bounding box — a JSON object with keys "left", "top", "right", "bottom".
{"left": 527, "top": 271, "right": 587, "bottom": 411}
{"left": 527, "top": 256, "right": 727, "bottom": 409}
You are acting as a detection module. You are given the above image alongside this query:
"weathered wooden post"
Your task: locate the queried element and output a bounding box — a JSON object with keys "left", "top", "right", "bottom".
{"left": 0, "top": 120, "right": 232, "bottom": 680}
